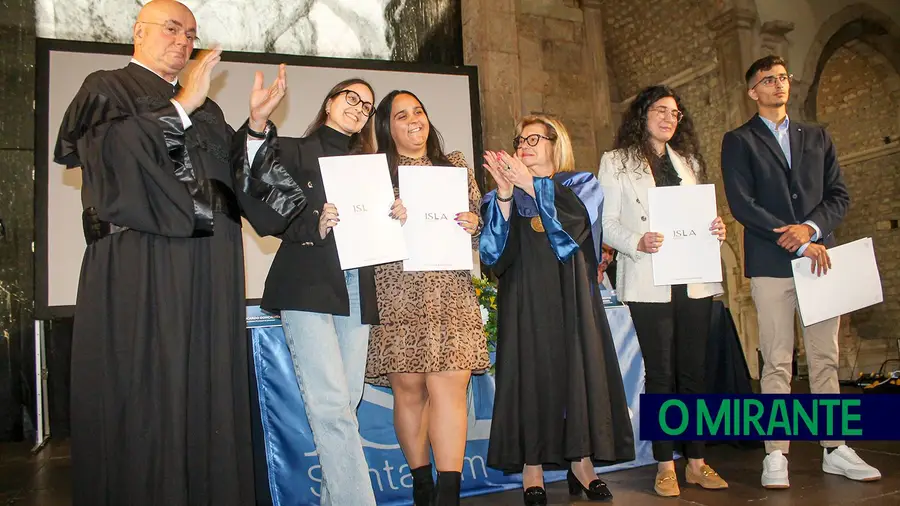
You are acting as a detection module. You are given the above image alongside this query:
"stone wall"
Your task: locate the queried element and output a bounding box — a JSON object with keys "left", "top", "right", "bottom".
{"left": 817, "top": 44, "right": 900, "bottom": 153}
{"left": 516, "top": 0, "right": 599, "bottom": 170}
{"left": 600, "top": 0, "right": 719, "bottom": 101}
{"left": 816, "top": 39, "right": 900, "bottom": 375}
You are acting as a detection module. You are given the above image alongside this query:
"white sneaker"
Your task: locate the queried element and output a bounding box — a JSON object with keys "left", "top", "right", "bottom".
{"left": 822, "top": 445, "right": 882, "bottom": 481}
{"left": 761, "top": 450, "right": 790, "bottom": 489}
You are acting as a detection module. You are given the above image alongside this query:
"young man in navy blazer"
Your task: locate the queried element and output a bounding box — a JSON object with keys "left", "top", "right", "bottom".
{"left": 721, "top": 55, "right": 880, "bottom": 489}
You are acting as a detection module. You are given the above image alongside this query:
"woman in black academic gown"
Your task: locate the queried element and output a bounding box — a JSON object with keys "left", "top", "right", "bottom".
{"left": 479, "top": 114, "right": 635, "bottom": 506}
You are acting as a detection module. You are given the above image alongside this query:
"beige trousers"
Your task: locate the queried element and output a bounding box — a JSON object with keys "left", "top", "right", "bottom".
{"left": 750, "top": 277, "right": 844, "bottom": 454}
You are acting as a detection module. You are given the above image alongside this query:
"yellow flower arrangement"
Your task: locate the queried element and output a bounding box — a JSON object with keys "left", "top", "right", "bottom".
{"left": 472, "top": 276, "right": 498, "bottom": 363}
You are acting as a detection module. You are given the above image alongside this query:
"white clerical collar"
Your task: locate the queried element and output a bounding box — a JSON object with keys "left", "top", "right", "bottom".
{"left": 130, "top": 58, "right": 179, "bottom": 86}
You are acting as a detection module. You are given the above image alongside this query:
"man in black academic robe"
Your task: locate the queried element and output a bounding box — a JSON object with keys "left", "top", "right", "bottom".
{"left": 52, "top": 1, "right": 304, "bottom": 504}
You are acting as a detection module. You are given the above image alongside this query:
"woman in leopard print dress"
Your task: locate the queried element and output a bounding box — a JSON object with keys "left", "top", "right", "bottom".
{"left": 366, "top": 90, "right": 490, "bottom": 506}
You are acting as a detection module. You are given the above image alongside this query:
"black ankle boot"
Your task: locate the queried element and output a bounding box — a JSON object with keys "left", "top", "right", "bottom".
{"left": 411, "top": 464, "right": 434, "bottom": 506}
{"left": 432, "top": 471, "right": 461, "bottom": 506}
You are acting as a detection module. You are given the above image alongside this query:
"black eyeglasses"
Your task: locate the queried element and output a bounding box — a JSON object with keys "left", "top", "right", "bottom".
{"left": 513, "top": 133, "right": 553, "bottom": 149}
{"left": 752, "top": 73, "right": 793, "bottom": 90}
{"left": 331, "top": 89, "right": 374, "bottom": 117}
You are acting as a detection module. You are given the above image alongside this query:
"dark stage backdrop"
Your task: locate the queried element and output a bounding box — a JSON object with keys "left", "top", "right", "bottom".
{"left": 387, "top": 0, "right": 464, "bottom": 65}
{"left": 0, "top": 0, "right": 465, "bottom": 442}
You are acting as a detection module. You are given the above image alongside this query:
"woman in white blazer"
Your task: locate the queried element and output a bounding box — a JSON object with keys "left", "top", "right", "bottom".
{"left": 598, "top": 85, "right": 728, "bottom": 497}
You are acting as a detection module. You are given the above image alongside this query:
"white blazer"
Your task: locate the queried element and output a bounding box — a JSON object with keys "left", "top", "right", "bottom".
{"left": 597, "top": 145, "right": 724, "bottom": 303}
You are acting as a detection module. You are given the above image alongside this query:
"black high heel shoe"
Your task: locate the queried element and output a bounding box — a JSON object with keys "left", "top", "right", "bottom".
{"left": 523, "top": 486, "right": 547, "bottom": 506}
{"left": 567, "top": 469, "right": 613, "bottom": 501}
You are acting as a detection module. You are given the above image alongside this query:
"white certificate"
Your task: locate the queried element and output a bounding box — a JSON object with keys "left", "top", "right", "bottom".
{"left": 318, "top": 154, "right": 408, "bottom": 270}
{"left": 793, "top": 237, "right": 883, "bottom": 326}
{"left": 399, "top": 165, "right": 473, "bottom": 272}
{"left": 647, "top": 184, "right": 722, "bottom": 285}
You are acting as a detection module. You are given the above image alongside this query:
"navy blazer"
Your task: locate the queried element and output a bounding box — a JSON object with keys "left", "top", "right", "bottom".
{"left": 721, "top": 114, "right": 850, "bottom": 278}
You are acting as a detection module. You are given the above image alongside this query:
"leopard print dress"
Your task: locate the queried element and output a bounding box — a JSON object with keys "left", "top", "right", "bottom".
{"left": 365, "top": 152, "right": 491, "bottom": 387}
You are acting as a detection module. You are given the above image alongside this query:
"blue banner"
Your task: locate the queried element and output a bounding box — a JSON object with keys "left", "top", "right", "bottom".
{"left": 250, "top": 306, "right": 653, "bottom": 505}
{"left": 640, "top": 394, "right": 900, "bottom": 441}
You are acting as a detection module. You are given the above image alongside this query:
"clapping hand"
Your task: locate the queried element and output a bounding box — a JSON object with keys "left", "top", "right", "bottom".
{"left": 494, "top": 151, "right": 535, "bottom": 196}
{"left": 483, "top": 150, "right": 514, "bottom": 199}
{"left": 249, "top": 63, "right": 287, "bottom": 132}
{"left": 174, "top": 46, "right": 223, "bottom": 115}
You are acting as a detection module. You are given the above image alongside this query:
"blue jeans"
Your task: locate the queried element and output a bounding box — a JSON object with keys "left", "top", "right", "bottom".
{"left": 281, "top": 270, "right": 375, "bottom": 506}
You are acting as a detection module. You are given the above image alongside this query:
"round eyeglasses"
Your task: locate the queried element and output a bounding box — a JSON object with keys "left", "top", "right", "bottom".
{"left": 649, "top": 106, "right": 683, "bottom": 123}
{"left": 331, "top": 89, "right": 374, "bottom": 117}
{"left": 139, "top": 20, "right": 199, "bottom": 43}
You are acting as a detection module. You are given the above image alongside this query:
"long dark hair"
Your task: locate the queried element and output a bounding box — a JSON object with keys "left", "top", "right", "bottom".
{"left": 375, "top": 89, "right": 451, "bottom": 185}
{"left": 613, "top": 84, "right": 707, "bottom": 180}
{"left": 304, "top": 78, "right": 377, "bottom": 154}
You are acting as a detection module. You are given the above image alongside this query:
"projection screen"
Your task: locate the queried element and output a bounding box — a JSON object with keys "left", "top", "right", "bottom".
{"left": 35, "top": 39, "right": 483, "bottom": 319}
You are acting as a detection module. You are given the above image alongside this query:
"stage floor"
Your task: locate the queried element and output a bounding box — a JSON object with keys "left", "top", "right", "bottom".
{"left": 2, "top": 438, "right": 898, "bottom": 506}
{"left": 3, "top": 384, "right": 899, "bottom": 506}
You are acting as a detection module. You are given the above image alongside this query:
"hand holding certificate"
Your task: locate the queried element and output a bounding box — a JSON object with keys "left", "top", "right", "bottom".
{"left": 792, "top": 237, "right": 883, "bottom": 326}
{"left": 399, "top": 165, "right": 474, "bottom": 272}
{"left": 318, "top": 153, "right": 408, "bottom": 270}
{"left": 647, "top": 184, "right": 722, "bottom": 285}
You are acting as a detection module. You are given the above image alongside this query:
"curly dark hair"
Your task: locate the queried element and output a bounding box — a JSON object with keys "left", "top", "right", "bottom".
{"left": 612, "top": 84, "right": 707, "bottom": 181}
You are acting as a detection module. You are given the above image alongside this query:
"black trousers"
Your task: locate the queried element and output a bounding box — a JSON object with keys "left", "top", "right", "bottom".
{"left": 628, "top": 286, "right": 713, "bottom": 462}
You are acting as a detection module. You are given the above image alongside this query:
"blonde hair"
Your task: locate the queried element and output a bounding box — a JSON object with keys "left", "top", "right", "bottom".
{"left": 514, "top": 114, "right": 575, "bottom": 173}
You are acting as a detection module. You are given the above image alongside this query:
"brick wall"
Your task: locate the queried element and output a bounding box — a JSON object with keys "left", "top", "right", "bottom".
{"left": 599, "top": 0, "right": 718, "bottom": 101}
{"left": 816, "top": 42, "right": 900, "bottom": 375}
{"left": 515, "top": 0, "right": 598, "bottom": 171}
{"left": 672, "top": 73, "right": 731, "bottom": 212}
{"left": 816, "top": 44, "right": 899, "bottom": 153}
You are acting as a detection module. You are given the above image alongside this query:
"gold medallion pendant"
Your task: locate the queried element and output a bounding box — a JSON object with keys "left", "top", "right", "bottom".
{"left": 530, "top": 216, "right": 545, "bottom": 232}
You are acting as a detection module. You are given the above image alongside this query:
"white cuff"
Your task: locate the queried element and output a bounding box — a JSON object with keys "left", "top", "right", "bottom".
{"left": 630, "top": 232, "right": 645, "bottom": 261}
{"left": 247, "top": 139, "right": 264, "bottom": 165}
{"left": 797, "top": 242, "right": 810, "bottom": 256}
{"left": 170, "top": 99, "right": 192, "bottom": 129}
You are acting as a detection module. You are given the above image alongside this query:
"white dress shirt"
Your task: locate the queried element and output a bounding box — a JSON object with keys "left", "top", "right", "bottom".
{"left": 129, "top": 58, "right": 264, "bottom": 162}
{"left": 758, "top": 114, "right": 822, "bottom": 256}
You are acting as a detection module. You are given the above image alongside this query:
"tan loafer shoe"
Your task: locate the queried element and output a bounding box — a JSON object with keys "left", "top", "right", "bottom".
{"left": 686, "top": 465, "right": 728, "bottom": 489}
{"left": 654, "top": 469, "right": 680, "bottom": 497}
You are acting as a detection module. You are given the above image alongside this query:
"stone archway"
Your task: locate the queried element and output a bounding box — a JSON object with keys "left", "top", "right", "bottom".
{"left": 792, "top": 2, "right": 900, "bottom": 379}
{"left": 793, "top": 3, "right": 900, "bottom": 122}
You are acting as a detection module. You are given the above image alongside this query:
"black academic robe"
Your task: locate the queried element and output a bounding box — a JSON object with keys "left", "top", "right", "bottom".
{"left": 480, "top": 173, "right": 635, "bottom": 473}
{"left": 53, "top": 63, "right": 305, "bottom": 506}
